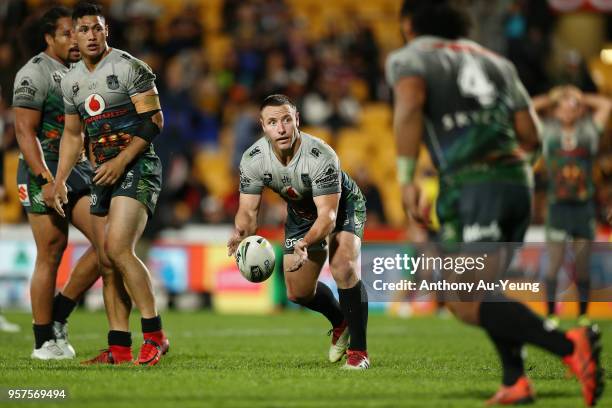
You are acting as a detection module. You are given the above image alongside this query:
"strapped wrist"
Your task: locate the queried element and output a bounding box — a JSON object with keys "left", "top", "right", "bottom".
{"left": 397, "top": 157, "right": 416, "bottom": 185}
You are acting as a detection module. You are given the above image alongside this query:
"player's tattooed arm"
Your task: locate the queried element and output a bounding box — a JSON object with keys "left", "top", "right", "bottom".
{"left": 94, "top": 89, "right": 163, "bottom": 186}
{"left": 54, "top": 113, "right": 85, "bottom": 217}
{"left": 392, "top": 76, "right": 426, "bottom": 224}
{"left": 14, "top": 107, "right": 56, "bottom": 206}
{"left": 287, "top": 193, "right": 340, "bottom": 272}
{"left": 228, "top": 193, "right": 262, "bottom": 256}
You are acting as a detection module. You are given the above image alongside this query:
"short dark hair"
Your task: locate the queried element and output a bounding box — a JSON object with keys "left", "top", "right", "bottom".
{"left": 40, "top": 6, "right": 71, "bottom": 39}
{"left": 400, "top": 0, "right": 471, "bottom": 40}
{"left": 260, "top": 94, "right": 296, "bottom": 111}
{"left": 72, "top": 2, "right": 105, "bottom": 22}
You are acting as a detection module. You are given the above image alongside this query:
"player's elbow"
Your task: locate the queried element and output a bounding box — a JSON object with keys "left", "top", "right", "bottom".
{"left": 152, "top": 111, "right": 164, "bottom": 131}
{"left": 320, "top": 210, "right": 337, "bottom": 234}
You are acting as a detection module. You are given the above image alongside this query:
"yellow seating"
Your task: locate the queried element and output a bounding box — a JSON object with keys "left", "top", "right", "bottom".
{"left": 0, "top": 150, "right": 24, "bottom": 224}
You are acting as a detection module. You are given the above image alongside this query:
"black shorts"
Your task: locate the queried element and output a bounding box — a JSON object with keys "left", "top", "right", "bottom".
{"left": 436, "top": 181, "right": 531, "bottom": 244}
{"left": 17, "top": 159, "right": 92, "bottom": 215}
{"left": 283, "top": 194, "right": 366, "bottom": 255}
{"left": 546, "top": 201, "right": 595, "bottom": 241}
{"left": 90, "top": 154, "right": 162, "bottom": 216}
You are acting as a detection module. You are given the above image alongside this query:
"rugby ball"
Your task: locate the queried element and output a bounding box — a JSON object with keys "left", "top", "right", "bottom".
{"left": 235, "top": 235, "right": 276, "bottom": 283}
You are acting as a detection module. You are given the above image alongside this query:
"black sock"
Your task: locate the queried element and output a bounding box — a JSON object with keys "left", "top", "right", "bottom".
{"left": 546, "top": 278, "right": 557, "bottom": 316}
{"left": 52, "top": 293, "right": 77, "bottom": 324}
{"left": 489, "top": 335, "right": 525, "bottom": 386}
{"left": 302, "top": 281, "right": 345, "bottom": 328}
{"left": 108, "top": 330, "right": 132, "bottom": 347}
{"left": 33, "top": 323, "right": 54, "bottom": 349}
{"left": 577, "top": 279, "right": 590, "bottom": 316}
{"left": 141, "top": 315, "right": 162, "bottom": 333}
{"left": 338, "top": 280, "right": 368, "bottom": 351}
{"left": 479, "top": 295, "right": 573, "bottom": 357}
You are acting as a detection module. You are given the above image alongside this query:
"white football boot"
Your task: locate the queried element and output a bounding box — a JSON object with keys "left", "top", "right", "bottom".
{"left": 329, "top": 321, "right": 349, "bottom": 363}
{"left": 31, "top": 339, "right": 72, "bottom": 360}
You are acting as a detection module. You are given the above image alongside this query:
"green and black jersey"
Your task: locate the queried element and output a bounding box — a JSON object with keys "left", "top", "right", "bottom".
{"left": 386, "top": 36, "right": 533, "bottom": 188}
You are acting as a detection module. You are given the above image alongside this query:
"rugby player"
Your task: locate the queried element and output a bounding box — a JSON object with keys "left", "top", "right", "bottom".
{"left": 387, "top": 1, "right": 603, "bottom": 405}
{"left": 13, "top": 6, "right": 99, "bottom": 360}
{"left": 227, "top": 94, "right": 370, "bottom": 369}
{"left": 53, "top": 2, "right": 168, "bottom": 366}
{"left": 533, "top": 85, "right": 611, "bottom": 328}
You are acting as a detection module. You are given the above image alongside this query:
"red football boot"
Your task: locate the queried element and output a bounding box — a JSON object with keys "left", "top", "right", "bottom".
{"left": 485, "top": 376, "right": 535, "bottom": 406}
{"left": 136, "top": 331, "right": 169, "bottom": 366}
{"left": 562, "top": 327, "right": 604, "bottom": 406}
{"left": 81, "top": 345, "right": 133, "bottom": 365}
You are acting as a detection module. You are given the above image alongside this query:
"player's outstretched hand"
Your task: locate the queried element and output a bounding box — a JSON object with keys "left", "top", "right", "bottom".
{"left": 52, "top": 181, "right": 68, "bottom": 218}
{"left": 93, "top": 157, "right": 127, "bottom": 186}
{"left": 227, "top": 229, "right": 246, "bottom": 257}
{"left": 287, "top": 240, "right": 308, "bottom": 272}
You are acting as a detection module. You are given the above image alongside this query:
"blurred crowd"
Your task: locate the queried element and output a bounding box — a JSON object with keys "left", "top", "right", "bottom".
{"left": 1, "top": 0, "right": 611, "bottom": 235}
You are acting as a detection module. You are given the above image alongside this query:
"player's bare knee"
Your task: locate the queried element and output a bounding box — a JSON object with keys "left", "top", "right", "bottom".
{"left": 105, "top": 241, "right": 132, "bottom": 268}
{"left": 286, "top": 288, "right": 315, "bottom": 304}
{"left": 329, "top": 257, "right": 358, "bottom": 288}
{"left": 36, "top": 235, "right": 67, "bottom": 266}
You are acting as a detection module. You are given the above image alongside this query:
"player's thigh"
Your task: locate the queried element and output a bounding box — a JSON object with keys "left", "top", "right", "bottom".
{"left": 328, "top": 231, "right": 361, "bottom": 288}
{"left": 106, "top": 196, "right": 149, "bottom": 251}
{"left": 70, "top": 195, "right": 96, "bottom": 243}
{"left": 283, "top": 250, "right": 327, "bottom": 301}
{"left": 27, "top": 212, "right": 68, "bottom": 257}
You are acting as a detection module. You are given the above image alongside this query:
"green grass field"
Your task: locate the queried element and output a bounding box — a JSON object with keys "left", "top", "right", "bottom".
{"left": 1, "top": 311, "right": 610, "bottom": 408}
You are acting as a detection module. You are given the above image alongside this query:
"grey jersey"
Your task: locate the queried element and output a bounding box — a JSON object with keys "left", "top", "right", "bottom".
{"left": 60, "top": 48, "right": 157, "bottom": 164}
{"left": 239, "top": 132, "right": 361, "bottom": 220}
{"left": 13, "top": 52, "right": 71, "bottom": 161}
{"left": 386, "top": 36, "right": 532, "bottom": 185}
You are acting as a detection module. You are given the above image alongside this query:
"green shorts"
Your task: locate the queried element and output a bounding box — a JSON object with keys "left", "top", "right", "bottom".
{"left": 283, "top": 194, "right": 366, "bottom": 255}
{"left": 546, "top": 201, "right": 595, "bottom": 241}
{"left": 436, "top": 181, "right": 531, "bottom": 244}
{"left": 90, "top": 154, "right": 162, "bottom": 216}
{"left": 17, "top": 159, "right": 92, "bottom": 215}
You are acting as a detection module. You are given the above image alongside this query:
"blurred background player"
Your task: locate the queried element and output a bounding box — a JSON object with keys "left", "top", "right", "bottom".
{"left": 13, "top": 6, "right": 101, "bottom": 360}
{"left": 227, "top": 94, "right": 369, "bottom": 369}
{"left": 533, "top": 85, "right": 612, "bottom": 329}
{"left": 387, "top": 0, "right": 603, "bottom": 405}
{"left": 53, "top": 2, "right": 168, "bottom": 366}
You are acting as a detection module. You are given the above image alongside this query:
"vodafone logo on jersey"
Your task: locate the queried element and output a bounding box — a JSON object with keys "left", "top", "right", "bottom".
{"left": 84, "top": 94, "right": 106, "bottom": 116}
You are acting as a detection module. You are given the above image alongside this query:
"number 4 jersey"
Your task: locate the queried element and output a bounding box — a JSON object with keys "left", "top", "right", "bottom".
{"left": 386, "top": 36, "right": 533, "bottom": 188}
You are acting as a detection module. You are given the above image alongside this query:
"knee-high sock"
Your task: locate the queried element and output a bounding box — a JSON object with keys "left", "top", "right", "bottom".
{"left": 479, "top": 294, "right": 573, "bottom": 357}
{"left": 302, "top": 281, "right": 344, "bottom": 328}
{"left": 489, "top": 334, "right": 525, "bottom": 386}
{"left": 338, "top": 280, "right": 368, "bottom": 351}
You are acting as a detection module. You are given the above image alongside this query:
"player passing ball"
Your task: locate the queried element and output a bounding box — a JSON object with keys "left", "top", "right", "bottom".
{"left": 227, "top": 94, "right": 370, "bottom": 369}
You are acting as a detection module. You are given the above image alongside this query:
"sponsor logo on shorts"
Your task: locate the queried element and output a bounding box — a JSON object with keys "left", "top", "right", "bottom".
{"left": 90, "top": 193, "right": 98, "bottom": 206}
{"left": 463, "top": 221, "right": 501, "bottom": 242}
{"left": 285, "top": 238, "right": 297, "bottom": 249}
{"left": 18, "top": 184, "right": 30, "bottom": 206}
{"left": 121, "top": 170, "right": 134, "bottom": 189}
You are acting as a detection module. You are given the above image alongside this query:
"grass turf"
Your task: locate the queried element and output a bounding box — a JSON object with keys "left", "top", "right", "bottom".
{"left": 0, "top": 311, "right": 609, "bottom": 408}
